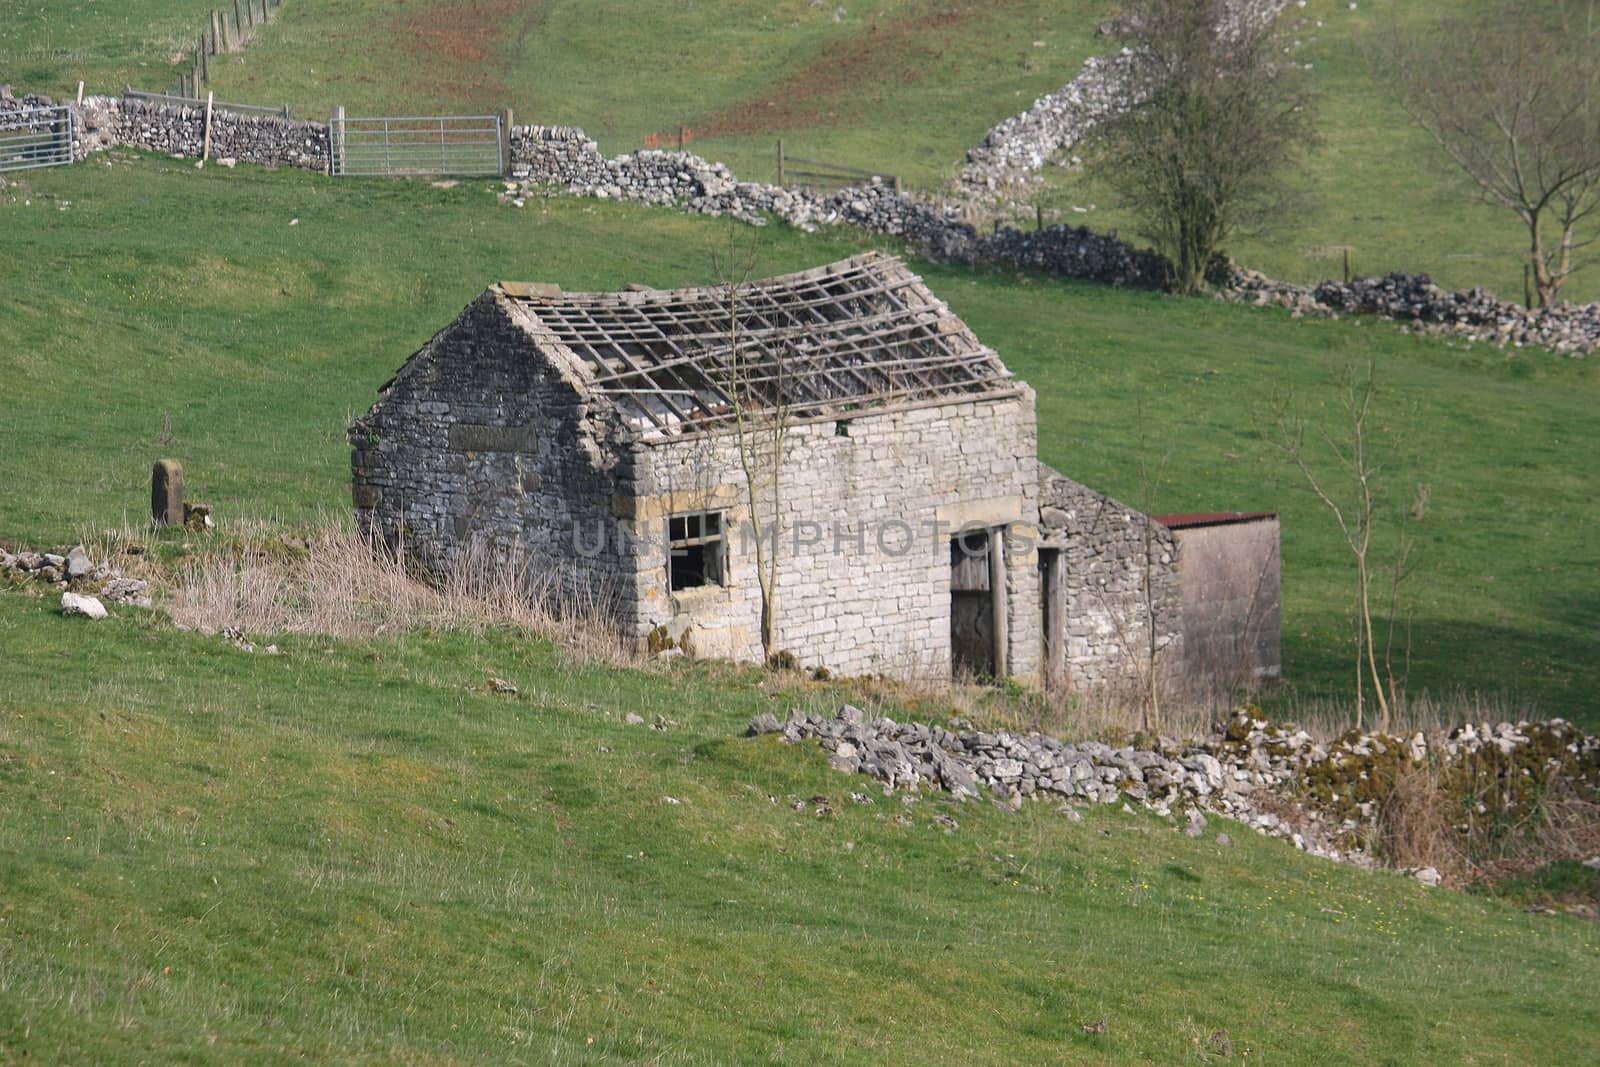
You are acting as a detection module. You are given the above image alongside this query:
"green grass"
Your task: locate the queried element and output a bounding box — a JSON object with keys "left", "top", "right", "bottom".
{"left": 69, "top": 0, "right": 1598, "bottom": 302}
{"left": 3, "top": 8, "right": 1597, "bottom": 1063}
{"left": 8, "top": 2, "right": 1592, "bottom": 299}
{"left": 1, "top": 591, "right": 1596, "bottom": 1063}
{"left": 1035, "top": 0, "right": 1597, "bottom": 302}
{"left": 2, "top": 155, "right": 1596, "bottom": 722}
{"left": 0, "top": 0, "right": 221, "bottom": 94}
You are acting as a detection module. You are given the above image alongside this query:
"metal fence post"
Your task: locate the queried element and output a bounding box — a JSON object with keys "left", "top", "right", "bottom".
{"left": 500, "top": 108, "right": 513, "bottom": 176}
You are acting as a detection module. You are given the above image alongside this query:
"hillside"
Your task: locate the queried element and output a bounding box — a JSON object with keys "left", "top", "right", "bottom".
{"left": 9, "top": 1, "right": 1590, "bottom": 302}
{"left": 2, "top": 157, "right": 1596, "bottom": 721}
{"left": 2, "top": 590, "right": 1596, "bottom": 1063}
{"left": 3, "top": 3, "right": 1599, "bottom": 1060}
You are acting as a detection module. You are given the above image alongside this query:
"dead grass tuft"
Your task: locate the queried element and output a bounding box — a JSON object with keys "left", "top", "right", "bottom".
{"left": 1375, "top": 756, "right": 1468, "bottom": 882}
{"left": 164, "top": 523, "right": 639, "bottom": 668}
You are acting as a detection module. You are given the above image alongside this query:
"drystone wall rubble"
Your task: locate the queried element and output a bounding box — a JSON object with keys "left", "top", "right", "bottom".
{"left": 1219, "top": 265, "right": 1600, "bottom": 356}
{"left": 1, "top": 545, "right": 152, "bottom": 607}
{"left": 9, "top": 81, "right": 1596, "bottom": 354}
{"left": 500, "top": 130, "right": 1594, "bottom": 348}
{"left": 957, "top": 51, "right": 1139, "bottom": 199}
{"left": 956, "top": 0, "right": 1290, "bottom": 199}
{"left": 751, "top": 706, "right": 1600, "bottom": 873}
{"left": 501, "top": 137, "right": 1166, "bottom": 287}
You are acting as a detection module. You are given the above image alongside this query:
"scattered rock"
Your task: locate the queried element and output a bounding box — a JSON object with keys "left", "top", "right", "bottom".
{"left": 756, "top": 705, "right": 1599, "bottom": 875}
{"left": 746, "top": 712, "right": 782, "bottom": 736}
{"left": 60, "top": 591, "right": 107, "bottom": 619}
{"left": 488, "top": 677, "right": 517, "bottom": 694}
{"left": 1413, "top": 867, "right": 1442, "bottom": 887}
{"left": 624, "top": 712, "right": 645, "bottom": 725}
{"left": 64, "top": 545, "right": 92, "bottom": 580}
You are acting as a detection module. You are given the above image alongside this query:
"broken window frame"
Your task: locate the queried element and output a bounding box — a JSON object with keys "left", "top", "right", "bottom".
{"left": 666, "top": 510, "right": 728, "bottom": 591}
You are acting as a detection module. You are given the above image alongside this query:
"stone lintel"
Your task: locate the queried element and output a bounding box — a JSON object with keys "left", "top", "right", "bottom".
{"left": 935, "top": 494, "right": 1026, "bottom": 531}
{"left": 613, "top": 484, "right": 741, "bottom": 521}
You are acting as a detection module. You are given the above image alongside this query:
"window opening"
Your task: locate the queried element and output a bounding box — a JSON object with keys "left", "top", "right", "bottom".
{"left": 668, "top": 511, "right": 726, "bottom": 590}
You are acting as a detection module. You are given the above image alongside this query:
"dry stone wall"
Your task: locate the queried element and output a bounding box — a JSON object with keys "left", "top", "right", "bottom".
{"left": 1036, "top": 463, "right": 1181, "bottom": 690}
{"left": 96, "top": 97, "right": 330, "bottom": 171}
{"left": 753, "top": 704, "right": 1600, "bottom": 877}
{"left": 3, "top": 87, "right": 329, "bottom": 171}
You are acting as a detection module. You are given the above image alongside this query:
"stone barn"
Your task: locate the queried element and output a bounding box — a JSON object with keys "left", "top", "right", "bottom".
{"left": 349, "top": 251, "right": 1277, "bottom": 691}
{"left": 349, "top": 253, "right": 1044, "bottom": 680}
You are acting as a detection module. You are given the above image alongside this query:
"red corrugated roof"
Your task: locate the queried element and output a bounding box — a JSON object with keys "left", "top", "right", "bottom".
{"left": 1152, "top": 512, "right": 1276, "bottom": 530}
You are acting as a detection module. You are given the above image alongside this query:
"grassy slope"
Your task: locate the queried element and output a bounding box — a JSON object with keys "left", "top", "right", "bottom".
{"left": 1036, "top": 0, "right": 1587, "bottom": 302}
{"left": 1, "top": 592, "right": 1595, "bottom": 1064}
{"left": 0, "top": 0, "right": 221, "bottom": 93}
{"left": 8, "top": 1, "right": 1591, "bottom": 299}
{"left": 1, "top": 158, "right": 1596, "bottom": 722}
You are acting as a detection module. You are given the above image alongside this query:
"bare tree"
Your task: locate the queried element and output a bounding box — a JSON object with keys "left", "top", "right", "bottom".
{"left": 1269, "top": 362, "right": 1414, "bottom": 732}
{"left": 1083, "top": 0, "right": 1315, "bottom": 293}
{"left": 1380, "top": 0, "right": 1600, "bottom": 307}
{"left": 1132, "top": 443, "right": 1173, "bottom": 736}
{"left": 710, "top": 229, "right": 791, "bottom": 667}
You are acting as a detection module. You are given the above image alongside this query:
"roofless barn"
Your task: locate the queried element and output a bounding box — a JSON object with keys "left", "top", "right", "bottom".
{"left": 349, "top": 252, "right": 1278, "bottom": 688}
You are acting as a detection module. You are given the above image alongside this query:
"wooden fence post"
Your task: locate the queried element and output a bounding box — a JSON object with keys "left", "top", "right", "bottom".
{"left": 1036, "top": 203, "right": 1043, "bottom": 231}
{"left": 1343, "top": 246, "right": 1351, "bottom": 284}
{"left": 197, "top": 37, "right": 207, "bottom": 84}
{"left": 233, "top": 0, "right": 244, "bottom": 45}
{"left": 210, "top": 11, "right": 221, "bottom": 53}
{"left": 203, "top": 91, "right": 215, "bottom": 161}
{"left": 776, "top": 139, "right": 784, "bottom": 186}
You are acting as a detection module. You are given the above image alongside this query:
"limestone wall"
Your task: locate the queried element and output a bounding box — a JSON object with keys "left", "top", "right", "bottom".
{"left": 625, "top": 395, "right": 1043, "bottom": 681}
{"left": 1036, "top": 463, "right": 1181, "bottom": 691}
{"left": 94, "top": 97, "right": 330, "bottom": 171}
{"left": 347, "top": 293, "right": 636, "bottom": 612}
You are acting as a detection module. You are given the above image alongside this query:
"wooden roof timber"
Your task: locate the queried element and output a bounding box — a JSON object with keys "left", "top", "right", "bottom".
{"left": 499, "top": 253, "right": 1015, "bottom": 436}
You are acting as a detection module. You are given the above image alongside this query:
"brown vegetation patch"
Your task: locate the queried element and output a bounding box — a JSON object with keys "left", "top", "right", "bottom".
{"left": 385, "top": 0, "right": 545, "bottom": 107}
{"left": 698, "top": 2, "right": 1018, "bottom": 136}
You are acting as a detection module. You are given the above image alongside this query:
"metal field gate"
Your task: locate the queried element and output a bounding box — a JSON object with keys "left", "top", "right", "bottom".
{"left": 0, "top": 105, "right": 74, "bottom": 174}
{"left": 329, "top": 110, "right": 503, "bottom": 177}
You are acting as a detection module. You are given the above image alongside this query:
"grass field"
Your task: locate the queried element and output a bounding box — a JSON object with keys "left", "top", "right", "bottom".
{"left": 3, "top": 6, "right": 1599, "bottom": 1059}
{"left": 2, "top": 156, "right": 1596, "bottom": 723}
{"left": 10, "top": 1, "right": 1592, "bottom": 302}
{"left": 0, "top": 0, "right": 222, "bottom": 94}
{"left": 1, "top": 591, "right": 1596, "bottom": 1063}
